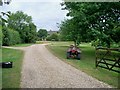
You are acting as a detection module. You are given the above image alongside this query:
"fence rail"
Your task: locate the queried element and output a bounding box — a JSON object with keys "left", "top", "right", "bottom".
{"left": 95, "top": 47, "right": 120, "bottom": 73}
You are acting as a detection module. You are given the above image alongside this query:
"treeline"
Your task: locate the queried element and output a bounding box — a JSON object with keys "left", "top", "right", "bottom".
{"left": 37, "top": 29, "right": 59, "bottom": 41}
{"left": 59, "top": 2, "right": 120, "bottom": 48}
{"left": 1, "top": 11, "right": 37, "bottom": 46}
{"left": 1, "top": 11, "right": 61, "bottom": 46}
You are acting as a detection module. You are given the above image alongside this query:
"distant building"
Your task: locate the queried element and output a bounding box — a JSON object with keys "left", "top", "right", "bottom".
{"left": 47, "top": 30, "right": 59, "bottom": 36}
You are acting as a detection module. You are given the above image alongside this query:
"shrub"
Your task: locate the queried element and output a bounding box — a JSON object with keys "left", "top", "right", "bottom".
{"left": 46, "top": 33, "right": 59, "bottom": 41}
{"left": 9, "top": 29, "right": 21, "bottom": 45}
{"left": 2, "top": 27, "right": 21, "bottom": 46}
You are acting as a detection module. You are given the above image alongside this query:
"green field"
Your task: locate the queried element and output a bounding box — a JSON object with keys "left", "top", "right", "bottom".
{"left": 46, "top": 41, "right": 119, "bottom": 88}
{"left": 2, "top": 48, "right": 24, "bottom": 88}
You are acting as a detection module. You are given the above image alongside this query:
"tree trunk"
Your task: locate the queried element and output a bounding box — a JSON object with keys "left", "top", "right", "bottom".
{"left": 74, "top": 40, "right": 77, "bottom": 47}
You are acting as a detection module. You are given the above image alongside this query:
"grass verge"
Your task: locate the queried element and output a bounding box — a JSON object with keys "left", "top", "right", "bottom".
{"left": 46, "top": 41, "right": 119, "bottom": 88}
{"left": 2, "top": 48, "right": 24, "bottom": 88}
{"left": 11, "top": 43, "right": 33, "bottom": 47}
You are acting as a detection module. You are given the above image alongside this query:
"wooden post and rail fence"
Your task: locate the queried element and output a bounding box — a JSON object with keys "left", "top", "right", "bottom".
{"left": 95, "top": 47, "right": 120, "bottom": 73}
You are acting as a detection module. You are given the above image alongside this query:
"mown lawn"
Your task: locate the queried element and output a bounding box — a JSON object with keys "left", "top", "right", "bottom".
{"left": 2, "top": 48, "right": 24, "bottom": 88}
{"left": 46, "top": 41, "right": 119, "bottom": 88}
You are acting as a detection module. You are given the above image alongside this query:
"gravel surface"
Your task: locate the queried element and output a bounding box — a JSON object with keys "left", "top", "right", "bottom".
{"left": 4, "top": 44, "right": 112, "bottom": 88}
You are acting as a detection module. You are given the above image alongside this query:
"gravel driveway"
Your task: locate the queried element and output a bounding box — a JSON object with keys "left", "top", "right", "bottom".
{"left": 12, "top": 44, "right": 112, "bottom": 88}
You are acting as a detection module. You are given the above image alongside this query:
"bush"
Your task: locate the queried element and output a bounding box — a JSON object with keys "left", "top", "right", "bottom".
{"left": 46, "top": 33, "right": 59, "bottom": 41}
{"left": 10, "top": 29, "right": 21, "bottom": 45}
{"left": 2, "top": 27, "right": 21, "bottom": 46}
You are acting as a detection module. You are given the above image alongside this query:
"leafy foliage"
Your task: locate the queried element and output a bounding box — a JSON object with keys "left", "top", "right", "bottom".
{"left": 7, "top": 11, "right": 37, "bottom": 43}
{"left": 37, "top": 29, "right": 48, "bottom": 40}
{"left": 1, "top": 11, "right": 37, "bottom": 45}
{"left": 60, "top": 2, "right": 120, "bottom": 47}
{"left": 2, "top": 26, "right": 21, "bottom": 46}
{"left": 59, "top": 19, "right": 81, "bottom": 46}
{"left": 46, "top": 33, "right": 59, "bottom": 41}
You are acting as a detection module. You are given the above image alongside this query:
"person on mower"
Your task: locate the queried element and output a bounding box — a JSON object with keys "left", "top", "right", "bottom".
{"left": 67, "top": 45, "right": 74, "bottom": 52}
{"left": 67, "top": 45, "right": 81, "bottom": 60}
{"left": 76, "top": 46, "right": 82, "bottom": 54}
{"left": 71, "top": 46, "right": 77, "bottom": 55}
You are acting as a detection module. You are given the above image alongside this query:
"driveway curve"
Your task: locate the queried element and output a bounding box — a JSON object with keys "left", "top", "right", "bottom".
{"left": 4, "top": 44, "right": 112, "bottom": 88}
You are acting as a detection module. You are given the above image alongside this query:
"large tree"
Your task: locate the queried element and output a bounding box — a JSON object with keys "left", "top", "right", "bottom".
{"left": 1, "top": 11, "right": 22, "bottom": 46}
{"left": 7, "top": 11, "right": 37, "bottom": 43}
{"left": 60, "top": 2, "right": 120, "bottom": 47}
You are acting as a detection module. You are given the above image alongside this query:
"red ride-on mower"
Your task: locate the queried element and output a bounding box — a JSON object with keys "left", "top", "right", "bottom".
{"left": 67, "top": 45, "right": 81, "bottom": 60}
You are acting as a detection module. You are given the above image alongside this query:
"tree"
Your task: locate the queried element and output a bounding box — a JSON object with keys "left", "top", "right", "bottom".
{"left": 46, "top": 33, "right": 59, "bottom": 41}
{"left": 1, "top": 11, "right": 37, "bottom": 45}
{"left": 60, "top": 2, "right": 95, "bottom": 46}
{"left": 2, "top": 26, "right": 21, "bottom": 46}
{"left": 37, "top": 29, "right": 48, "bottom": 40}
{"left": 28, "top": 23, "right": 37, "bottom": 43}
{"left": 59, "top": 19, "right": 81, "bottom": 46}
{"left": 86, "top": 3, "right": 120, "bottom": 48}
{"left": 60, "top": 2, "right": 120, "bottom": 48}
{"left": 7, "top": 11, "right": 37, "bottom": 43}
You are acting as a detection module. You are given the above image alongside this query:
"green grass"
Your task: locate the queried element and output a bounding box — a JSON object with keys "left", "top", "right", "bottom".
{"left": 11, "top": 43, "right": 33, "bottom": 47}
{"left": 46, "top": 41, "right": 119, "bottom": 88}
{"left": 2, "top": 48, "right": 24, "bottom": 88}
{"left": 36, "top": 41, "right": 51, "bottom": 44}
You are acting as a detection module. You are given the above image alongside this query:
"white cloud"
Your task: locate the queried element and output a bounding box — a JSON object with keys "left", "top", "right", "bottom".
{"left": 0, "top": 0, "right": 69, "bottom": 31}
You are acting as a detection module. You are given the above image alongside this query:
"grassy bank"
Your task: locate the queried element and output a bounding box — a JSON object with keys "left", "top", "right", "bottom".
{"left": 46, "top": 41, "right": 119, "bottom": 88}
{"left": 2, "top": 48, "right": 24, "bottom": 88}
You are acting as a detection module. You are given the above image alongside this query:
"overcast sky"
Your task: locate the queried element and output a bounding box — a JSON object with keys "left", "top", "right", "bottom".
{"left": 0, "top": 0, "right": 69, "bottom": 31}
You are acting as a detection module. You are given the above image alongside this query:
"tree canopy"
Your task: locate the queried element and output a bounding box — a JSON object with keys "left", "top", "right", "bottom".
{"left": 7, "top": 11, "right": 37, "bottom": 43}
{"left": 59, "top": 2, "right": 120, "bottom": 47}
{"left": 46, "top": 33, "right": 59, "bottom": 41}
{"left": 1, "top": 11, "right": 37, "bottom": 45}
{"left": 37, "top": 29, "right": 48, "bottom": 40}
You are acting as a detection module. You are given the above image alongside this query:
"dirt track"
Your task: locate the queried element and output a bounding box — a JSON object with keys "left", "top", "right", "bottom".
{"left": 5, "top": 44, "right": 112, "bottom": 88}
